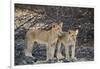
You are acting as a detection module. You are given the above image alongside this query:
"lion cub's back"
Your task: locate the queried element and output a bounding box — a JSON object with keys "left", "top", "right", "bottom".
{"left": 26, "top": 29, "right": 50, "bottom": 41}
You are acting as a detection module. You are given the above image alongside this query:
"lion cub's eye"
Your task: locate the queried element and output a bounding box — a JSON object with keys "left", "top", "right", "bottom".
{"left": 72, "top": 35, "right": 74, "bottom": 36}
{"left": 52, "top": 25, "right": 56, "bottom": 28}
{"left": 57, "top": 28, "right": 60, "bottom": 30}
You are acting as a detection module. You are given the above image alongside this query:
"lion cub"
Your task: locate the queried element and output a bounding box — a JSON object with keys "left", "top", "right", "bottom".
{"left": 24, "top": 22, "right": 63, "bottom": 61}
{"left": 56, "top": 29, "right": 78, "bottom": 61}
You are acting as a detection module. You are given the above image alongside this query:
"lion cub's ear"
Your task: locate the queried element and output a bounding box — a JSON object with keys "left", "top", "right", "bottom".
{"left": 76, "top": 29, "right": 79, "bottom": 35}
{"left": 52, "top": 23, "right": 56, "bottom": 28}
{"left": 68, "top": 30, "right": 72, "bottom": 34}
{"left": 59, "top": 22, "right": 63, "bottom": 27}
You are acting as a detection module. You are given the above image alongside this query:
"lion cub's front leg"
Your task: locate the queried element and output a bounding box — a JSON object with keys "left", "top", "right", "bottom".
{"left": 65, "top": 45, "right": 70, "bottom": 61}
{"left": 71, "top": 44, "right": 77, "bottom": 61}
{"left": 56, "top": 42, "right": 64, "bottom": 60}
{"left": 46, "top": 43, "right": 56, "bottom": 61}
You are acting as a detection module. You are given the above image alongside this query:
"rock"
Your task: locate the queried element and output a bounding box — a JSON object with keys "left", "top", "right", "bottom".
{"left": 76, "top": 46, "right": 94, "bottom": 61}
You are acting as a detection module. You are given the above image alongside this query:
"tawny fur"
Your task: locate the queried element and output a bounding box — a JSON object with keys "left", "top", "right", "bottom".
{"left": 24, "top": 22, "right": 63, "bottom": 61}
{"left": 56, "top": 29, "right": 78, "bottom": 61}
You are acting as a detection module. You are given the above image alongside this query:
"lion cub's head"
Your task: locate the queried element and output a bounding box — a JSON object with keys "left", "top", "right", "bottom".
{"left": 68, "top": 29, "right": 79, "bottom": 41}
{"left": 51, "top": 22, "right": 63, "bottom": 35}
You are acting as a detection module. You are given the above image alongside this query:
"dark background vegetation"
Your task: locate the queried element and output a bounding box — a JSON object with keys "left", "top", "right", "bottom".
{"left": 15, "top": 4, "right": 94, "bottom": 65}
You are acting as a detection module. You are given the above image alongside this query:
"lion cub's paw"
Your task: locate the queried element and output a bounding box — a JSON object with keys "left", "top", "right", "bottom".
{"left": 57, "top": 54, "right": 64, "bottom": 60}
{"left": 71, "top": 57, "right": 77, "bottom": 62}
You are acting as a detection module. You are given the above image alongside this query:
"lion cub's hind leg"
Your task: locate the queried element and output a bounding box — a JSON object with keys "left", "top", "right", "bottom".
{"left": 24, "top": 40, "right": 35, "bottom": 59}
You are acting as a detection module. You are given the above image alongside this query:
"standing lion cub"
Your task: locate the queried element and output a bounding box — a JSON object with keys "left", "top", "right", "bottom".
{"left": 56, "top": 29, "right": 79, "bottom": 61}
{"left": 24, "top": 22, "right": 63, "bottom": 61}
